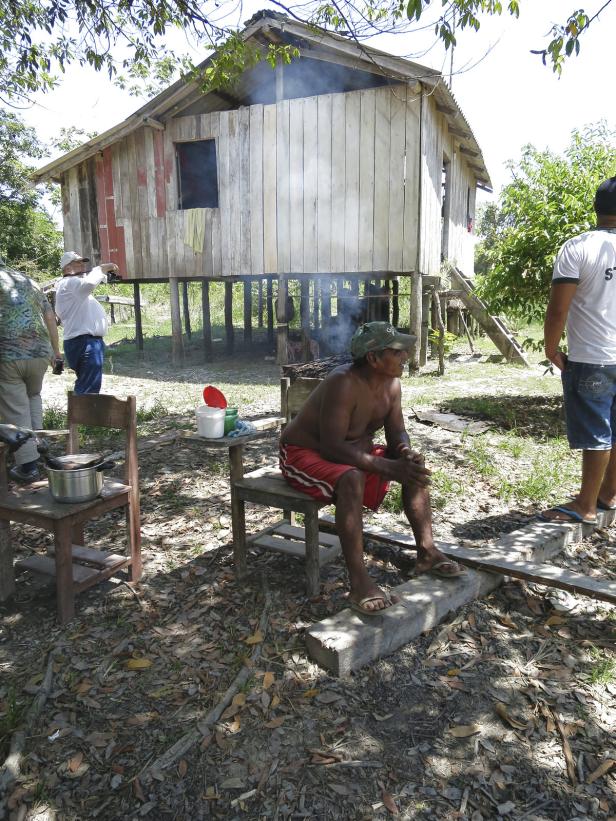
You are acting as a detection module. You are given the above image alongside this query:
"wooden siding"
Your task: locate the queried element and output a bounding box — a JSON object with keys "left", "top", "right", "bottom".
{"left": 60, "top": 84, "right": 477, "bottom": 279}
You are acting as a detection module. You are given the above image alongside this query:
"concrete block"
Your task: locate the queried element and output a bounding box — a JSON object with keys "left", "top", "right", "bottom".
{"left": 306, "top": 512, "right": 615, "bottom": 676}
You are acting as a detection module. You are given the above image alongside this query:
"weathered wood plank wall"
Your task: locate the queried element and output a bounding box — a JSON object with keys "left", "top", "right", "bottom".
{"left": 60, "top": 83, "right": 477, "bottom": 279}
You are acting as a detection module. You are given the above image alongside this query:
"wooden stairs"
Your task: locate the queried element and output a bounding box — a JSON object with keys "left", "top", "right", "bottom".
{"left": 450, "top": 268, "right": 529, "bottom": 367}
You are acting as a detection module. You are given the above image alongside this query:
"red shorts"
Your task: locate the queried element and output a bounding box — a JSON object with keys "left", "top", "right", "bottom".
{"left": 279, "top": 443, "right": 390, "bottom": 511}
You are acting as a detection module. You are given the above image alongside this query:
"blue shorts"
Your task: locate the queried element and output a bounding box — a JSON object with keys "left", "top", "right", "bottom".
{"left": 562, "top": 360, "right": 616, "bottom": 450}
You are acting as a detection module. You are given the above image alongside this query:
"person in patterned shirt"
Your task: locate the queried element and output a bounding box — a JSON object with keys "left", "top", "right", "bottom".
{"left": 0, "top": 262, "right": 62, "bottom": 483}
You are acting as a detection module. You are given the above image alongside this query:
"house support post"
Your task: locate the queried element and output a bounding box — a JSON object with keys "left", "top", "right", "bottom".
{"left": 169, "top": 277, "right": 184, "bottom": 366}
{"left": 258, "top": 279, "right": 264, "bottom": 328}
{"left": 321, "top": 278, "right": 331, "bottom": 323}
{"left": 391, "top": 278, "right": 399, "bottom": 326}
{"left": 276, "top": 276, "right": 289, "bottom": 365}
{"left": 133, "top": 282, "right": 144, "bottom": 354}
{"left": 243, "top": 279, "right": 253, "bottom": 346}
{"left": 409, "top": 271, "right": 422, "bottom": 372}
{"left": 266, "top": 277, "right": 274, "bottom": 345}
{"left": 225, "top": 281, "right": 234, "bottom": 355}
{"left": 201, "top": 280, "right": 212, "bottom": 362}
{"left": 182, "top": 282, "right": 192, "bottom": 339}
{"left": 300, "top": 278, "right": 311, "bottom": 361}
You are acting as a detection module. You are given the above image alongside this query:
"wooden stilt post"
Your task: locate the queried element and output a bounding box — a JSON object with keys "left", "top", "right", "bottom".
{"left": 420, "top": 285, "right": 430, "bottom": 367}
{"left": 266, "top": 277, "right": 274, "bottom": 345}
{"left": 258, "top": 279, "right": 264, "bottom": 328}
{"left": 243, "top": 279, "right": 253, "bottom": 346}
{"left": 409, "top": 271, "right": 422, "bottom": 372}
{"left": 225, "top": 281, "right": 234, "bottom": 355}
{"left": 201, "top": 280, "right": 212, "bottom": 361}
{"left": 336, "top": 276, "right": 344, "bottom": 314}
{"left": 276, "top": 276, "right": 289, "bottom": 365}
{"left": 392, "top": 277, "right": 400, "bottom": 327}
{"left": 133, "top": 282, "right": 144, "bottom": 353}
{"left": 300, "top": 278, "right": 311, "bottom": 361}
{"left": 322, "top": 277, "right": 331, "bottom": 323}
{"left": 182, "top": 281, "right": 192, "bottom": 339}
{"left": 169, "top": 277, "right": 184, "bottom": 366}
{"left": 312, "top": 278, "right": 320, "bottom": 330}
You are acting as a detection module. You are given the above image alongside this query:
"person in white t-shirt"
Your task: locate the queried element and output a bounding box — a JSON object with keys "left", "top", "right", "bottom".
{"left": 541, "top": 177, "right": 616, "bottom": 524}
{"left": 55, "top": 251, "right": 123, "bottom": 394}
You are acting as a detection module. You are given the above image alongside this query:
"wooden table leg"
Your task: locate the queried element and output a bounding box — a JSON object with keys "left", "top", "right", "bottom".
{"left": 127, "top": 498, "right": 142, "bottom": 581}
{"left": 304, "top": 505, "right": 321, "bottom": 597}
{"left": 229, "top": 444, "right": 247, "bottom": 577}
{"left": 54, "top": 520, "right": 75, "bottom": 624}
{"left": 0, "top": 446, "right": 14, "bottom": 601}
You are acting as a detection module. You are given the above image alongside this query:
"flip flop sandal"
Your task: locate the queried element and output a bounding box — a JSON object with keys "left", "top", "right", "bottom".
{"left": 538, "top": 506, "right": 597, "bottom": 525}
{"left": 597, "top": 499, "right": 616, "bottom": 511}
{"left": 426, "top": 560, "right": 466, "bottom": 579}
{"left": 349, "top": 592, "right": 396, "bottom": 617}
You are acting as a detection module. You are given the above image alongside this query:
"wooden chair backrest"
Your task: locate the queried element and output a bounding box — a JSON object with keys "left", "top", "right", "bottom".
{"left": 280, "top": 377, "right": 322, "bottom": 425}
{"left": 66, "top": 393, "right": 138, "bottom": 489}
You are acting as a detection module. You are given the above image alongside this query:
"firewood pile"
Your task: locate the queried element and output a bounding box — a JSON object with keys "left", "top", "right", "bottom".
{"left": 282, "top": 354, "right": 352, "bottom": 380}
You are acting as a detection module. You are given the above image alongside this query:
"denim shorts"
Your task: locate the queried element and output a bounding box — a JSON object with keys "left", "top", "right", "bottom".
{"left": 562, "top": 360, "right": 616, "bottom": 450}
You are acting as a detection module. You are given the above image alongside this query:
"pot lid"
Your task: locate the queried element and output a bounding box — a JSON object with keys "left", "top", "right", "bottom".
{"left": 48, "top": 453, "right": 105, "bottom": 470}
{"left": 203, "top": 385, "right": 227, "bottom": 409}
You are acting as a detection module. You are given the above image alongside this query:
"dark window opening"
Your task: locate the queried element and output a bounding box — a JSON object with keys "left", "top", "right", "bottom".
{"left": 176, "top": 140, "right": 218, "bottom": 209}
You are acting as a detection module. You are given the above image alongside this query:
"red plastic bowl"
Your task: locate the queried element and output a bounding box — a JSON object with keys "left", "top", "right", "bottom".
{"left": 203, "top": 385, "right": 227, "bottom": 408}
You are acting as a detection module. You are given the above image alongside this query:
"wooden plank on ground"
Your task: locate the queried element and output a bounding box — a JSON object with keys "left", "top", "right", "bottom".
{"left": 47, "top": 544, "right": 128, "bottom": 571}
{"left": 17, "top": 555, "right": 100, "bottom": 585}
{"left": 431, "top": 544, "right": 616, "bottom": 605}
{"left": 253, "top": 532, "right": 341, "bottom": 565}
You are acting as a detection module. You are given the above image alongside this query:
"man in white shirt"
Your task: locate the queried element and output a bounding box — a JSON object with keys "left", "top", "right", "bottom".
{"left": 541, "top": 177, "right": 616, "bottom": 524}
{"left": 55, "top": 251, "right": 123, "bottom": 394}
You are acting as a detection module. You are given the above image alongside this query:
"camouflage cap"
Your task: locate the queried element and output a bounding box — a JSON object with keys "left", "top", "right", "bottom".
{"left": 350, "top": 321, "right": 416, "bottom": 359}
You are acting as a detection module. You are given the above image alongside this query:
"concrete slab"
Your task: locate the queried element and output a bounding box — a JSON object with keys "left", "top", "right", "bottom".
{"left": 305, "top": 510, "right": 615, "bottom": 676}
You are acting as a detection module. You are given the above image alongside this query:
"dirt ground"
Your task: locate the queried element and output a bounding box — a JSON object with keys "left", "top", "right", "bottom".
{"left": 1, "top": 348, "right": 615, "bottom": 821}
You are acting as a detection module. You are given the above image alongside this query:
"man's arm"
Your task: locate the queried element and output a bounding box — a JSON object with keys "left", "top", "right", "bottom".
{"left": 42, "top": 303, "right": 62, "bottom": 361}
{"left": 383, "top": 380, "right": 411, "bottom": 454}
{"left": 544, "top": 282, "right": 577, "bottom": 370}
{"left": 319, "top": 374, "right": 430, "bottom": 486}
{"left": 69, "top": 266, "right": 110, "bottom": 297}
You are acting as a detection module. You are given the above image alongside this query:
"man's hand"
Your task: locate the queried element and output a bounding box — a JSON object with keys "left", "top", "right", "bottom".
{"left": 547, "top": 350, "right": 568, "bottom": 371}
{"left": 388, "top": 448, "right": 431, "bottom": 487}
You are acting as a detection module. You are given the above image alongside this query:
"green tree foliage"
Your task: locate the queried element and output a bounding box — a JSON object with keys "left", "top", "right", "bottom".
{"left": 0, "top": 1, "right": 611, "bottom": 102}
{"left": 475, "top": 124, "right": 616, "bottom": 324}
{"left": 0, "top": 109, "right": 62, "bottom": 277}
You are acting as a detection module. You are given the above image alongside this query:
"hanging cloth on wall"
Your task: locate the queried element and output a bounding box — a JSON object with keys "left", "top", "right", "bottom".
{"left": 184, "top": 209, "right": 206, "bottom": 253}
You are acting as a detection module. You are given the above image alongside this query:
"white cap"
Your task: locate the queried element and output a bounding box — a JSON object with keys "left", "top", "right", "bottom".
{"left": 60, "top": 251, "right": 89, "bottom": 270}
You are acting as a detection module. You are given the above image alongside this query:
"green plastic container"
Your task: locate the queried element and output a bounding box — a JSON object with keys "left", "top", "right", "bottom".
{"left": 224, "top": 408, "right": 238, "bottom": 434}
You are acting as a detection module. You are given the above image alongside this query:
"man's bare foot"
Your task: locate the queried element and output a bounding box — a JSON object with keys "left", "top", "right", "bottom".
{"left": 415, "top": 548, "right": 465, "bottom": 579}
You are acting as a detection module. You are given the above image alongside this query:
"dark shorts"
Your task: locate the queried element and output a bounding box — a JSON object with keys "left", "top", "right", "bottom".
{"left": 562, "top": 360, "right": 616, "bottom": 450}
{"left": 279, "top": 444, "right": 390, "bottom": 511}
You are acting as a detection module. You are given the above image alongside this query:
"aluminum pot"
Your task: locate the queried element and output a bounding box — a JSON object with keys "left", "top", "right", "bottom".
{"left": 46, "top": 460, "right": 115, "bottom": 503}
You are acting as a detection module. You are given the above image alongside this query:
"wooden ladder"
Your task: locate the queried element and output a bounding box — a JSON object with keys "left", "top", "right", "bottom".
{"left": 450, "top": 268, "right": 529, "bottom": 367}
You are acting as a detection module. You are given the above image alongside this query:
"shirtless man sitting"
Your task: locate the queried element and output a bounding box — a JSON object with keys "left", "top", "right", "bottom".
{"left": 280, "top": 321, "right": 464, "bottom": 615}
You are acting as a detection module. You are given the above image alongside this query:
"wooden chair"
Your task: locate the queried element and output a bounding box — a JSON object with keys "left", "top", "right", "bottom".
{"left": 232, "top": 377, "right": 341, "bottom": 596}
{"left": 0, "top": 393, "right": 142, "bottom": 623}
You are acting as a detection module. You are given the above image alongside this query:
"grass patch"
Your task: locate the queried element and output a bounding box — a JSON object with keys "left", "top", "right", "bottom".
{"left": 587, "top": 648, "right": 616, "bottom": 685}
{"left": 464, "top": 437, "right": 499, "bottom": 480}
{"left": 0, "top": 688, "right": 28, "bottom": 757}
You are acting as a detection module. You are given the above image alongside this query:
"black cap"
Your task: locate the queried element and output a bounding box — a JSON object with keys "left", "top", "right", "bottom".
{"left": 594, "top": 177, "right": 616, "bottom": 215}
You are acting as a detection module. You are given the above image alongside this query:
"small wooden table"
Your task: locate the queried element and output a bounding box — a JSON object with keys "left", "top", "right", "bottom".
{"left": 182, "top": 416, "right": 282, "bottom": 569}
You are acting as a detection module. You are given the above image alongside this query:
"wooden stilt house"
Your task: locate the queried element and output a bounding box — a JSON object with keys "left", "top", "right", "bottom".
{"left": 34, "top": 10, "right": 491, "bottom": 366}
